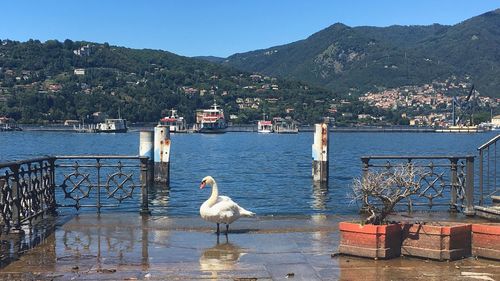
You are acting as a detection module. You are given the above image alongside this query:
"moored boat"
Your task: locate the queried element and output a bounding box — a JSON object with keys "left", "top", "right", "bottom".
{"left": 273, "top": 117, "right": 298, "bottom": 134}
{"left": 195, "top": 101, "right": 227, "bottom": 134}
{"left": 75, "top": 118, "right": 128, "bottom": 133}
{"left": 434, "top": 125, "right": 487, "bottom": 133}
{"left": 0, "top": 117, "right": 22, "bottom": 132}
{"left": 257, "top": 120, "right": 273, "bottom": 133}
{"left": 95, "top": 118, "right": 128, "bottom": 133}
{"left": 159, "top": 109, "right": 187, "bottom": 133}
{"left": 0, "top": 123, "right": 22, "bottom": 132}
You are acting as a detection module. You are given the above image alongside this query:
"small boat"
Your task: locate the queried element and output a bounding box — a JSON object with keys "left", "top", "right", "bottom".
{"left": 95, "top": 118, "right": 128, "bottom": 133}
{"left": 434, "top": 125, "right": 487, "bottom": 133}
{"left": 273, "top": 117, "right": 298, "bottom": 134}
{"left": 159, "top": 109, "right": 187, "bottom": 133}
{"left": 74, "top": 118, "right": 128, "bottom": 133}
{"left": 257, "top": 120, "right": 273, "bottom": 133}
{"left": 195, "top": 101, "right": 228, "bottom": 134}
{"left": 0, "top": 123, "right": 22, "bottom": 132}
{"left": 0, "top": 117, "right": 22, "bottom": 132}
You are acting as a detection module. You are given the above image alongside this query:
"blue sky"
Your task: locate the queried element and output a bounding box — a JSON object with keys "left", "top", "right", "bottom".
{"left": 0, "top": 1, "right": 498, "bottom": 57}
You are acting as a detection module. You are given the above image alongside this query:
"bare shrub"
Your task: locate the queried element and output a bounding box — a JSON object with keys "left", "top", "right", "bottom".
{"left": 351, "top": 164, "right": 422, "bottom": 225}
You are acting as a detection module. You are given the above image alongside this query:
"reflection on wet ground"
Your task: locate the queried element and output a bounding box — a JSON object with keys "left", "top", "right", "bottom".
{"left": 0, "top": 215, "right": 59, "bottom": 269}
{"left": 0, "top": 213, "right": 499, "bottom": 280}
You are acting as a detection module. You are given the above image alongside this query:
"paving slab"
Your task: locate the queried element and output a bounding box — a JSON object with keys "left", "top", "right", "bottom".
{"left": 0, "top": 213, "right": 499, "bottom": 280}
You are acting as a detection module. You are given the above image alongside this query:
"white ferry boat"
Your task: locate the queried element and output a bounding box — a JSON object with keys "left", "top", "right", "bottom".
{"left": 257, "top": 120, "right": 273, "bottom": 133}
{"left": 159, "top": 109, "right": 187, "bottom": 133}
{"left": 74, "top": 118, "right": 127, "bottom": 133}
{"left": 195, "top": 101, "right": 228, "bottom": 134}
{"left": 96, "top": 118, "right": 128, "bottom": 133}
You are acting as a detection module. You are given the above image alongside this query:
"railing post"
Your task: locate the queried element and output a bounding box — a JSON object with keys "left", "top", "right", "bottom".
{"left": 361, "top": 157, "right": 370, "bottom": 211}
{"left": 96, "top": 159, "right": 101, "bottom": 214}
{"left": 0, "top": 179, "right": 7, "bottom": 228}
{"left": 140, "top": 157, "right": 150, "bottom": 215}
{"left": 48, "top": 157, "right": 57, "bottom": 212}
{"left": 464, "top": 156, "right": 475, "bottom": 216}
{"left": 478, "top": 149, "right": 483, "bottom": 206}
{"left": 361, "top": 157, "right": 370, "bottom": 182}
{"left": 10, "top": 164, "right": 24, "bottom": 234}
{"left": 449, "top": 157, "right": 458, "bottom": 212}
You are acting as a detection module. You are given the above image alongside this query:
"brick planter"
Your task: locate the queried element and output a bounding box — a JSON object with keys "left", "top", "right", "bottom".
{"left": 472, "top": 223, "right": 500, "bottom": 260}
{"left": 338, "top": 222, "right": 401, "bottom": 259}
{"left": 401, "top": 223, "right": 471, "bottom": 261}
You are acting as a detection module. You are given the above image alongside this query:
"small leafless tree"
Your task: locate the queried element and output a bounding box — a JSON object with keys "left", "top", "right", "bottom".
{"left": 351, "top": 164, "right": 422, "bottom": 225}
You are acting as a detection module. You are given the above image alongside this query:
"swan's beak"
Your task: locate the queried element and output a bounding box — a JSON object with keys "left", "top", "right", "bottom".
{"left": 200, "top": 180, "right": 206, "bottom": 189}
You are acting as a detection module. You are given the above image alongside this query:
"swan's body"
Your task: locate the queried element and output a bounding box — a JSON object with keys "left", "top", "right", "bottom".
{"left": 199, "top": 176, "right": 255, "bottom": 234}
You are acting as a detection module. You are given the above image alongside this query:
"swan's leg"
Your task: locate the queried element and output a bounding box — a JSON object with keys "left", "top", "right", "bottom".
{"left": 225, "top": 224, "right": 229, "bottom": 235}
{"left": 216, "top": 223, "right": 220, "bottom": 235}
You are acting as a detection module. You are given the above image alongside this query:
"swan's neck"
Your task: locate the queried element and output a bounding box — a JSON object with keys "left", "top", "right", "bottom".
{"left": 206, "top": 181, "right": 219, "bottom": 207}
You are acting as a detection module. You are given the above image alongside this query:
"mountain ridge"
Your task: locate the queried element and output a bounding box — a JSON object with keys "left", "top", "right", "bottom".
{"left": 220, "top": 9, "right": 500, "bottom": 97}
{"left": 0, "top": 38, "right": 335, "bottom": 124}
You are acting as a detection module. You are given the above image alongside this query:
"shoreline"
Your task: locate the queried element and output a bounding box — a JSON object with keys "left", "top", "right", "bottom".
{"left": 10, "top": 124, "right": 493, "bottom": 133}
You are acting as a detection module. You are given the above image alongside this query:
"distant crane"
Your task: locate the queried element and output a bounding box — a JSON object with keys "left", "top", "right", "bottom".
{"left": 452, "top": 85, "right": 476, "bottom": 126}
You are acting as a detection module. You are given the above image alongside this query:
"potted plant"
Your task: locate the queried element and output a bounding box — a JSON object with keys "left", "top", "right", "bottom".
{"left": 339, "top": 164, "right": 421, "bottom": 259}
{"left": 400, "top": 221, "right": 471, "bottom": 261}
{"left": 470, "top": 223, "right": 499, "bottom": 260}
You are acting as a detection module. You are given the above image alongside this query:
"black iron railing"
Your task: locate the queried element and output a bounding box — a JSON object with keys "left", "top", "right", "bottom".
{"left": 361, "top": 155, "right": 475, "bottom": 214}
{"left": 55, "top": 156, "right": 150, "bottom": 213}
{"left": 478, "top": 134, "right": 500, "bottom": 206}
{"left": 0, "top": 156, "right": 150, "bottom": 234}
{"left": 0, "top": 157, "right": 56, "bottom": 234}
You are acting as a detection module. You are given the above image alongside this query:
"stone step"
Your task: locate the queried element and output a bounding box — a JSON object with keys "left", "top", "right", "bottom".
{"left": 474, "top": 205, "right": 500, "bottom": 221}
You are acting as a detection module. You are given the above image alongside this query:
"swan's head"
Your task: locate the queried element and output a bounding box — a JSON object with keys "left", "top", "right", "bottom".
{"left": 200, "top": 176, "right": 215, "bottom": 189}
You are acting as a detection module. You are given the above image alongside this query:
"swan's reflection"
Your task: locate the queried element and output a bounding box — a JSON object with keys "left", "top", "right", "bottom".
{"left": 199, "top": 236, "right": 246, "bottom": 278}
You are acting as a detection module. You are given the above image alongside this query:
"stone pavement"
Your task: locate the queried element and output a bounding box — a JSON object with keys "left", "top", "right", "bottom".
{"left": 0, "top": 213, "right": 499, "bottom": 280}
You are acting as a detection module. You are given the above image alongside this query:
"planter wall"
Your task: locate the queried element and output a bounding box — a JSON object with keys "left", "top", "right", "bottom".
{"left": 338, "top": 222, "right": 401, "bottom": 259}
{"left": 472, "top": 223, "right": 500, "bottom": 260}
{"left": 401, "top": 223, "right": 471, "bottom": 261}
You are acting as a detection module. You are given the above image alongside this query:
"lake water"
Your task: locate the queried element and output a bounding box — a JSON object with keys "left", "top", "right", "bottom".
{"left": 0, "top": 130, "right": 496, "bottom": 216}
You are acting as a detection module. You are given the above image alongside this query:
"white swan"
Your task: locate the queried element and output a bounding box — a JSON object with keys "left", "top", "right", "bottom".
{"left": 199, "top": 176, "right": 255, "bottom": 235}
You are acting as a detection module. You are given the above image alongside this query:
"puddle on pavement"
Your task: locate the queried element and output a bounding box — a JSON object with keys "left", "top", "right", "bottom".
{"left": 0, "top": 215, "right": 58, "bottom": 269}
{"left": 0, "top": 213, "right": 498, "bottom": 281}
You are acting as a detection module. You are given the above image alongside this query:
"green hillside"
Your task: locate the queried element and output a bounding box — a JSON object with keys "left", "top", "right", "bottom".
{"left": 0, "top": 40, "right": 334, "bottom": 124}
{"left": 223, "top": 9, "right": 500, "bottom": 97}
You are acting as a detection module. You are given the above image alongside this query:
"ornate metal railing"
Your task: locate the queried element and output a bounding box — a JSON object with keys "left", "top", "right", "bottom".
{"left": 0, "top": 156, "right": 150, "bottom": 234}
{"left": 55, "top": 156, "right": 150, "bottom": 214}
{"left": 477, "top": 134, "right": 499, "bottom": 206}
{"left": 0, "top": 157, "right": 56, "bottom": 234}
{"left": 361, "top": 155, "right": 475, "bottom": 215}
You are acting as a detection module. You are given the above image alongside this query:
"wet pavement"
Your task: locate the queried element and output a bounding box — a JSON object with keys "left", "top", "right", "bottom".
{"left": 0, "top": 213, "right": 499, "bottom": 280}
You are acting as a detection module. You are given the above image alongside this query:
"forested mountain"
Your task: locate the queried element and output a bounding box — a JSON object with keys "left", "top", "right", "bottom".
{"left": 0, "top": 40, "right": 334, "bottom": 124}
{"left": 222, "top": 9, "right": 500, "bottom": 97}
{"left": 1, "top": 9, "right": 498, "bottom": 125}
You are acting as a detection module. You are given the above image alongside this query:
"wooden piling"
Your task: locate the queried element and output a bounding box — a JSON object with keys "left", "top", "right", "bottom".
{"left": 312, "top": 122, "right": 329, "bottom": 184}
{"left": 154, "top": 125, "right": 171, "bottom": 186}
{"left": 139, "top": 131, "right": 154, "bottom": 188}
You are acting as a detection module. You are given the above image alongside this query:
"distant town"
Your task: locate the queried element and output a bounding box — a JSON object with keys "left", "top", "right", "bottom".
{"left": 357, "top": 78, "right": 499, "bottom": 127}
